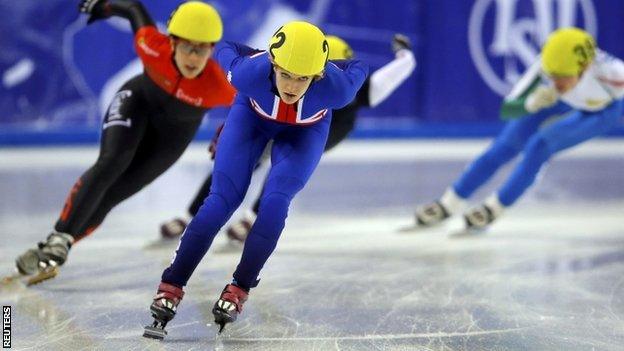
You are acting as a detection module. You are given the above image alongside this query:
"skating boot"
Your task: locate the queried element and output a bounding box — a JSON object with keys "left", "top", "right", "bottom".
{"left": 8, "top": 232, "right": 74, "bottom": 286}
{"left": 160, "top": 217, "right": 188, "bottom": 239}
{"left": 415, "top": 200, "right": 451, "bottom": 227}
{"left": 225, "top": 210, "right": 257, "bottom": 243}
{"left": 463, "top": 204, "right": 496, "bottom": 231}
{"left": 456, "top": 195, "right": 505, "bottom": 236}
{"left": 143, "top": 282, "right": 185, "bottom": 340}
{"left": 404, "top": 188, "right": 465, "bottom": 232}
{"left": 212, "top": 284, "right": 248, "bottom": 333}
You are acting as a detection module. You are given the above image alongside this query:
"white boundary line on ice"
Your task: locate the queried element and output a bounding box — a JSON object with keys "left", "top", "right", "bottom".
{"left": 225, "top": 326, "right": 531, "bottom": 342}
{"left": 1, "top": 139, "right": 622, "bottom": 170}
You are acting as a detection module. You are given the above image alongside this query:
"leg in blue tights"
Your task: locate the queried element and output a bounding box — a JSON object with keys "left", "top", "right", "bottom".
{"left": 453, "top": 102, "right": 571, "bottom": 199}
{"left": 232, "top": 117, "right": 331, "bottom": 290}
{"left": 498, "top": 100, "right": 623, "bottom": 206}
{"left": 161, "top": 103, "right": 270, "bottom": 287}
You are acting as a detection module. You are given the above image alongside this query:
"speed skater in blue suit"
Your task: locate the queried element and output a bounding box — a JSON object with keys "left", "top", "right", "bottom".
{"left": 144, "top": 21, "right": 368, "bottom": 338}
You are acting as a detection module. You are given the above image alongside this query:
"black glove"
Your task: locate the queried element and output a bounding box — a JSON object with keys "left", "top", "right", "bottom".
{"left": 208, "top": 123, "right": 225, "bottom": 160}
{"left": 391, "top": 33, "right": 412, "bottom": 53}
{"left": 79, "top": 0, "right": 112, "bottom": 24}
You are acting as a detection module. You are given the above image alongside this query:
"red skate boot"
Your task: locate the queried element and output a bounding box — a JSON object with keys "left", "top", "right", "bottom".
{"left": 212, "top": 284, "right": 248, "bottom": 333}
{"left": 143, "top": 282, "right": 185, "bottom": 340}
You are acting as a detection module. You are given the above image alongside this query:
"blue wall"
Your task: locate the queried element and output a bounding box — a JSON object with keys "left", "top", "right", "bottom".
{"left": 1, "top": 0, "right": 623, "bottom": 145}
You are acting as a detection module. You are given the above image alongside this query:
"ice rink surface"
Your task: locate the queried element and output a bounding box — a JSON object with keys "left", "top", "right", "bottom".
{"left": 1, "top": 139, "right": 623, "bottom": 351}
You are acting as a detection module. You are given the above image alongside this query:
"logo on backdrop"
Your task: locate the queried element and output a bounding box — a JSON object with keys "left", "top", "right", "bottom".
{"left": 469, "top": 0, "right": 597, "bottom": 96}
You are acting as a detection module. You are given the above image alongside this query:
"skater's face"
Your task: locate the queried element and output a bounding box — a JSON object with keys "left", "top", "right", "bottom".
{"left": 273, "top": 66, "right": 314, "bottom": 104}
{"left": 171, "top": 37, "right": 215, "bottom": 79}
{"left": 549, "top": 73, "right": 582, "bottom": 94}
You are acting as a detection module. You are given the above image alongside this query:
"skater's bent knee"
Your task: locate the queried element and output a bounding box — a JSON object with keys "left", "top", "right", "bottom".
{"left": 263, "top": 176, "right": 305, "bottom": 199}
{"left": 524, "top": 135, "right": 552, "bottom": 162}
{"left": 210, "top": 171, "right": 246, "bottom": 208}
{"left": 482, "top": 142, "right": 519, "bottom": 164}
{"left": 93, "top": 151, "right": 133, "bottom": 177}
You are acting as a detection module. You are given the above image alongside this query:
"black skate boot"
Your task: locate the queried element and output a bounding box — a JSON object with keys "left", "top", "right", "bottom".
{"left": 143, "top": 282, "right": 185, "bottom": 340}
{"left": 225, "top": 210, "right": 257, "bottom": 243}
{"left": 212, "top": 284, "right": 248, "bottom": 333}
{"left": 159, "top": 217, "right": 188, "bottom": 239}
{"left": 11, "top": 232, "right": 74, "bottom": 286}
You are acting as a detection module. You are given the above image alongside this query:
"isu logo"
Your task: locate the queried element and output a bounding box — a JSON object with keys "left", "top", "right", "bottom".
{"left": 468, "top": 0, "right": 597, "bottom": 96}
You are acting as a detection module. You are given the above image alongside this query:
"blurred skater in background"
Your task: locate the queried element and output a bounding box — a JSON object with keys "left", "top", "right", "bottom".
{"left": 413, "top": 28, "right": 624, "bottom": 235}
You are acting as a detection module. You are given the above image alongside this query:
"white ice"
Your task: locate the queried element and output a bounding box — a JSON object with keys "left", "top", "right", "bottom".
{"left": 1, "top": 139, "right": 623, "bottom": 351}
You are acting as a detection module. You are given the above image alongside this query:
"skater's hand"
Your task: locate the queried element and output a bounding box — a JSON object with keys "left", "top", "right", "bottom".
{"left": 79, "top": 0, "right": 111, "bottom": 24}
{"left": 524, "top": 85, "right": 558, "bottom": 113}
{"left": 208, "top": 123, "right": 225, "bottom": 160}
{"left": 392, "top": 34, "right": 412, "bottom": 54}
{"left": 208, "top": 139, "right": 217, "bottom": 160}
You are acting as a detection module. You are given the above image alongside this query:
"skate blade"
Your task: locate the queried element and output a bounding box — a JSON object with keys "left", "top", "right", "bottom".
{"left": 143, "top": 325, "right": 167, "bottom": 340}
{"left": 397, "top": 224, "right": 428, "bottom": 233}
{"left": 26, "top": 267, "right": 59, "bottom": 286}
{"left": 213, "top": 309, "right": 234, "bottom": 334}
{"left": 1, "top": 266, "right": 59, "bottom": 287}
{"left": 449, "top": 227, "right": 488, "bottom": 238}
{"left": 397, "top": 221, "right": 444, "bottom": 233}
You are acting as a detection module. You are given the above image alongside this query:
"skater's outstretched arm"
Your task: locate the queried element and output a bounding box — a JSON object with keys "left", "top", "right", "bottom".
{"left": 594, "top": 50, "right": 624, "bottom": 100}
{"left": 367, "top": 34, "right": 417, "bottom": 107}
{"left": 499, "top": 61, "right": 554, "bottom": 119}
{"left": 78, "top": 0, "right": 154, "bottom": 33}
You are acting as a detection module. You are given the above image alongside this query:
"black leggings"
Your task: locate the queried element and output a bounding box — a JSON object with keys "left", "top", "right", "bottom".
{"left": 56, "top": 75, "right": 205, "bottom": 239}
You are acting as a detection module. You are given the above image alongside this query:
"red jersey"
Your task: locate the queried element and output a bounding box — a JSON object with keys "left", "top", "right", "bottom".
{"left": 134, "top": 26, "right": 236, "bottom": 109}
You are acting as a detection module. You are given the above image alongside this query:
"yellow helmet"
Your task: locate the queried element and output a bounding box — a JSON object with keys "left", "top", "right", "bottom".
{"left": 167, "top": 1, "right": 223, "bottom": 43}
{"left": 541, "top": 27, "right": 596, "bottom": 76}
{"left": 326, "top": 35, "right": 354, "bottom": 60}
{"left": 268, "top": 21, "right": 328, "bottom": 76}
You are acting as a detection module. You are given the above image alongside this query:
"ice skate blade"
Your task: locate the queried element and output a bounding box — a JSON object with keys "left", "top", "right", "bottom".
{"left": 2, "top": 267, "right": 59, "bottom": 287}
{"left": 213, "top": 309, "right": 234, "bottom": 333}
{"left": 449, "top": 227, "right": 488, "bottom": 238}
{"left": 397, "top": 221, "right": 444, "bottom": 233}
{"left": 143, "top": 325, "right": 167, "bottom": 340}
{"left": 26, "top": 267, "right": 59, "bottom": 286}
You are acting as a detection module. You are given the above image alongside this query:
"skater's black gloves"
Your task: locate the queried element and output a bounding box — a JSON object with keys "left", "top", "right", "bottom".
{"left": 79, "top": 0, "right": 112, "bottom": 24}
{"left": 208, "top": 124, "right": 225, "bottom": 160}
{"left": 391, "top": 34, "right": 412, "bottom": 53}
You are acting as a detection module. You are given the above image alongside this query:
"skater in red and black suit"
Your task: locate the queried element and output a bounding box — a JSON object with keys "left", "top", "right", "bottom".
{"left": 13, "top": 0, "right": 235, "bottom": 285}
